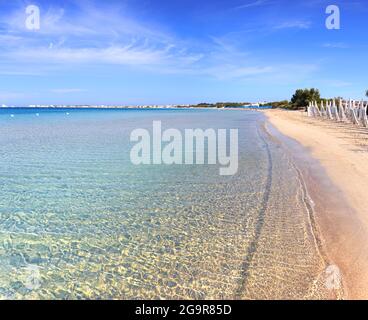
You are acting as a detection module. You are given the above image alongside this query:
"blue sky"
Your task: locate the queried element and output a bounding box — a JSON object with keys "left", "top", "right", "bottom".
{"left": 0, "top": 0, "right": 367, "bottom": 106}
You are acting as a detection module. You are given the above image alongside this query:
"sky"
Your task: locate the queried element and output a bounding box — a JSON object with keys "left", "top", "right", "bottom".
{"left": 0, "top": 0, "right": 367, "bottom": 106}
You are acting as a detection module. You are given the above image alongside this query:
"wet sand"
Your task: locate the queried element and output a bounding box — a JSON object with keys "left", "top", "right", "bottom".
{"left": 264, "top": 109, "right": 368, "bottom": 300}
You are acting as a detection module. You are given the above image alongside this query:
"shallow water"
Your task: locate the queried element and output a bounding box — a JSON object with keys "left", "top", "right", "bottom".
{"left": 0, "top": 108, "right": 331, "bottom": 299}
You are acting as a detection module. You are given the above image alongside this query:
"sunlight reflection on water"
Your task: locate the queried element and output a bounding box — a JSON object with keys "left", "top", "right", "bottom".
{"left": 0, "top": 109, "right": 330, "bottom": 299}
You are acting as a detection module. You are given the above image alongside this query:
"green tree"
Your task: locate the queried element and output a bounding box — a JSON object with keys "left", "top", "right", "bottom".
{"left": 290, "top": 88, "right": 321, "bottom": 110}
{"left": 268, "top": 100, "right": 290, "bottom": 108}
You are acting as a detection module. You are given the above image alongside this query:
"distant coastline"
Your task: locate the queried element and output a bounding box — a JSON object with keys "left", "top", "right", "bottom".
{"left": 0, "top": 101, "right": 272, "bottom": 110}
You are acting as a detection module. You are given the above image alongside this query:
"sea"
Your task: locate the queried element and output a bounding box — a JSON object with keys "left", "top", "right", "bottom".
{"left": 0, "top": 108, "right": 332, "bottom": 299}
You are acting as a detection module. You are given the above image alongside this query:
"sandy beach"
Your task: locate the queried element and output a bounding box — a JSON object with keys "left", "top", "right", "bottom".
{"left": 265, "top": 109, "right": 368, "bottom": 299}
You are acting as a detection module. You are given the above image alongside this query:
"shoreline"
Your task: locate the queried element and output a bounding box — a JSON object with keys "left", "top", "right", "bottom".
{"left": 264, "top": 109, "right": 368, "bottom": 300}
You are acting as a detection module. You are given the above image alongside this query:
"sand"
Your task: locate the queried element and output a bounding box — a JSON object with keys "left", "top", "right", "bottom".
{"left": 264, "top": 109, "right": 368, "bottom": 299}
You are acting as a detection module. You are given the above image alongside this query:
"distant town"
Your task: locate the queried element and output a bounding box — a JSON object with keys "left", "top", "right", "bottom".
{"left": 0, "top": 101, "right": 273, "bottom": 109}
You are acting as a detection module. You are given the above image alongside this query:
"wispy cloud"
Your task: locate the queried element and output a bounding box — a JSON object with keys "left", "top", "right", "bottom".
{"left": 233, "top": 0, "right": 270, "bottom": 10}
{"left": 323, "top": 43, "right": 349, "bottom": 49}
{"left": 13, "top": 45, "right": 174, "bottom": 65}
{"left": 274, "top": 20, "right": 311, "bottom": 30}
{"left": 4, "top": 1, "right": 169, "bottom": 40}
{"left": 0, "top": 0, "right": 319, "bottom": 86}
{"left": 0, "top": 1, "right": 202, "bottom": 73}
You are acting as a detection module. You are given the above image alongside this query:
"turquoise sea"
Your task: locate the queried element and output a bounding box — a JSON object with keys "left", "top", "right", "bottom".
{"left": 0, "top": 108, "right": 331, "bottom": 299}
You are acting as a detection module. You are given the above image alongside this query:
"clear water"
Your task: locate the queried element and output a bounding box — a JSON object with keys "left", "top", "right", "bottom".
{"left": 0, "top": 108, "right": 331, "bottom": 299}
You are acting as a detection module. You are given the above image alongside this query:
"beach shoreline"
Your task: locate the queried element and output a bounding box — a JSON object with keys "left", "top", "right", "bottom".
{"left": 264, "top": 109, "right": 368, "bottom": 300}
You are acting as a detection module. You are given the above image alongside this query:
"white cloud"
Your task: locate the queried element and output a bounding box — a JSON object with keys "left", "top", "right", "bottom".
{"left": 14, "top": 46, "right": 166, "bottom": 65}
{"left": 0, "top": 1, "right": 202, "bottom": 72}
{"left": 0, "top": 0, "right": 319, "bottom": 85}
{"left": 274, "top": 20, "right": 311, "bottom": 30}
{"left": 233, "top": 0, "right": 270, "bottom": 10}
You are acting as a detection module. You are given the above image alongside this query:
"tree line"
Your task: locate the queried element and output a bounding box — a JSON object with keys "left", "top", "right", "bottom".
{"left": 185, "top": 89, "right": 368, "bottom": 110}
{"left": 269, "top": 88, "right": 368, "bottom": 110}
